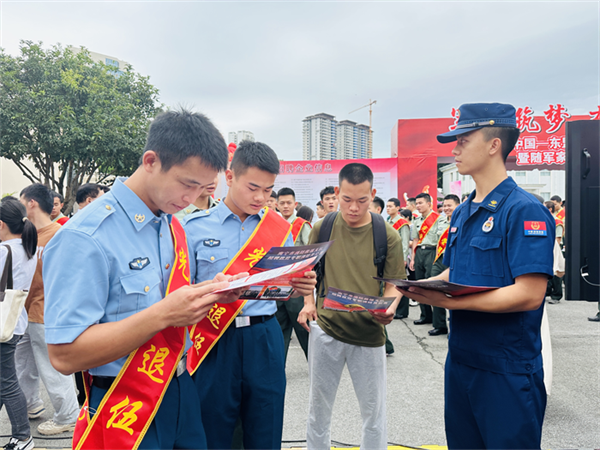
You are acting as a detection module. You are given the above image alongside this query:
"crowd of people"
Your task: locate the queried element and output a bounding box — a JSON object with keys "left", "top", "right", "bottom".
{"left": 0, "top": 103, "right": 594, "bottom": 450}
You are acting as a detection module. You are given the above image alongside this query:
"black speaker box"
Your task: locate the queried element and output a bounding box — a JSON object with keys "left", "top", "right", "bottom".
{"left": 565, "top": 120, "right": 600, "bottom": 301}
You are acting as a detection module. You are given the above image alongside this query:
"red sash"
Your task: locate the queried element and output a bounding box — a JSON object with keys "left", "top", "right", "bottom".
{"left": 291, "top": 217, "right": 311, "bottom": 243}
{"left": 74, "top": 217, "right": 190, "bottom": 450}
{"left": 434, "top": 226, "right": 449, "bottom": 262}
{"left": 186, "top": 207, "right": 292, "bottom": 375}
{"left": 392, "top": 217, "right": 409, "bottom": 231}
{"left": 418, "top": 212, "right": 439, "bottom": 245}
{"left": 555, "top": 208, "right": 565, "bottom": 222}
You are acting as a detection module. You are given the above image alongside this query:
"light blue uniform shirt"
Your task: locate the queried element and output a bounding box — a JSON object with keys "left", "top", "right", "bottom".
{"left": 183, "top": 201, "right": 294, "bottom": 317}
{"left": 43, "top": 179, "right": 179, "bottom": 376}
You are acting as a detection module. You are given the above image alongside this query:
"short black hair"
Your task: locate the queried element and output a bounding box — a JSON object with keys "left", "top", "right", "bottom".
{"left": 372, "top": 196, "right": 385, "bottom": 212}
{"left": 270, "top": 191, "right": 277, "bottom": 199}
{"left": 144, "top": 108, "right": 228, "bottom": 172}
{"left": 550, "top": 195, "right": 562, "bottom": 203}
{"left": 20, "top": 183, "right": 53, "bottom": 215}
{"left": 480, "top": 126, "right": 521, "bottom": 161}
{"left": 230, "top": 140, "right": 280, "bottom": 176}
{"left": 461, "top": 193, "right": 470, "bottom": 202}
{"left": 400, "top": 209, "right": 412, "bottom": 220}
{"left": 443, "top": 194, "right": 460, "bottom": 205}
{"left": 407, "top": 197, "right": 416, "bottom": 205}
{"left": 76, "top": 183, "right": 102, "bottom": 204}
{"left": 387, "top": 197, "right": 400, "bottom": 208}
{"left": 320, "top": 186, "right": 335, "bottom": 200}
{"left": 416, "top": 193, "right": 432, "bottom": 203}
{"left": 51, "top": 191, "right": 64, "bottom": 203}
{"left": 277, "top": 187, "right": 296, "bottom": 200}
{"left": 316, "top": 201, "right": 324, "bottom": 209}
{"left": 339, "top": 163, "right": 373, "bottom": 188}
{"left": 544, "top": 201, "right": 555, "bottom": 213}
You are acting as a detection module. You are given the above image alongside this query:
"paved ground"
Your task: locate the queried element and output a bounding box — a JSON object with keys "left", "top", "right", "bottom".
{"left": 2, "top": 299, "right": 599, "bottom": 449}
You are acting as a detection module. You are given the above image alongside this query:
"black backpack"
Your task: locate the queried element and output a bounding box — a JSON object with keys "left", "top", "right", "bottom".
{"left": 315, "top": 211, "right": 388, "bottom": 297}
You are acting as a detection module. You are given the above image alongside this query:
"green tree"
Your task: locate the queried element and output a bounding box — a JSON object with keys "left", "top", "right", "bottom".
{"left": 0, "top": 41, "right": 161, "bottom": 214}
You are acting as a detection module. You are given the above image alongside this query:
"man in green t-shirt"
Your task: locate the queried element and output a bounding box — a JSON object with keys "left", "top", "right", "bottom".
{"left": 298, "top": 163, "right": 405, "bottom": 450}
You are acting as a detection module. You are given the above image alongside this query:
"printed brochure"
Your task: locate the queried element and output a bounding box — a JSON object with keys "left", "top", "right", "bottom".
{"left": 322, "top": 287, "right": 395, "bottom": 313}
{"left": 374, "top": 278, "right": 496, "bottom": 297}
{"left": 214, "top": 242, "right": 333, "bottom": 301}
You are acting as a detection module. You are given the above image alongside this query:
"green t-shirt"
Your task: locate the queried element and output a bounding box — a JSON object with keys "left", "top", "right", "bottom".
{"left": 310, "top": 213, "right": 406, "bottom": 347}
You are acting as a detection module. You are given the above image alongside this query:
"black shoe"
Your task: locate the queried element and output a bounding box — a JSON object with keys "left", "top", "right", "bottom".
{"left": 588, "top": 314, "right": 600, "bottom": 322}
{"left": 428, "top": 328, "right": 448, "bottom": 336}
{"left": 394, "top": 314, "right": 407, "bottom": 319}
{"left": 413, "top": 318, "right": 432, "bottom": 325}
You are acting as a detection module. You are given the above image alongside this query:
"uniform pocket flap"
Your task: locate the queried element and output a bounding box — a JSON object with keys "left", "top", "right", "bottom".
{"left": 470, "top": 236, "right": 502, "bottom": 251}
{"left": 119, "top": 271, "right": 161, "bottom": 295}
{"left": 196, "top": 248, "right": 229, "bottom": 264}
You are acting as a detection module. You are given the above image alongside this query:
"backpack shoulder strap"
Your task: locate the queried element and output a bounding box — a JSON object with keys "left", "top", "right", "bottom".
{"left": 315, "top": 212, "right": 337, "bottom": 297}
{"left": 318, "top": 212, "right": 337, "bottom": 244}
{"left": 371, "top": 212, "right": 388, "bottom": 279}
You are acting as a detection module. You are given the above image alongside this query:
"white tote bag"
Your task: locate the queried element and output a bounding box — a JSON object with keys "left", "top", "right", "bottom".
{"left": 0, "top": 245, "right": 29, "bottom": 342}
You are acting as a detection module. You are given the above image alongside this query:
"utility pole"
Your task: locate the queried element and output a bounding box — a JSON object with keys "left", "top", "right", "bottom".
{"left": 349, "top": 99, "right": 377, "bottom": 158}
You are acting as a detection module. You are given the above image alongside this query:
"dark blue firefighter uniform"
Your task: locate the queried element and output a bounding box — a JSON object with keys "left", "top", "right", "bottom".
{"left": 442, "top": 177, "right": 555, "bottom": 449}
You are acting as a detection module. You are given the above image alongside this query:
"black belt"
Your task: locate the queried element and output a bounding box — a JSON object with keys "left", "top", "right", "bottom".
{"left": 418, "top": 245, "right": 436, "bottom": 250}
{"left": 92, "top": 376, "right": 115, "bottom": 390}
{"left": 234, "top": 314, "right": 275, "bottom": 328}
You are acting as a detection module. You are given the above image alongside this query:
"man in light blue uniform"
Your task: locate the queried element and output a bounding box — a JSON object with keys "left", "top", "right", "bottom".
{"left": 399, "top": 103, "right": 554, "bottom": 449}
{"left": 43, "top": 109, "right": 240, "bottom": 449}
{"left": 184, "top": 141, "right": 317, "bottom": 450}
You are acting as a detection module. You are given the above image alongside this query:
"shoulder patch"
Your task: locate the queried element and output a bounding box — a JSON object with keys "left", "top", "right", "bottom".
{"left": 524, "top": 221, "right": 547, "bottom": 236}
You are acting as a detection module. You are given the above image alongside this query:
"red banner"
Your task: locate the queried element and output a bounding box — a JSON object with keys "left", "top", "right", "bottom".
{"left": 392, "top": 104, "right": 599, "bottom": 202}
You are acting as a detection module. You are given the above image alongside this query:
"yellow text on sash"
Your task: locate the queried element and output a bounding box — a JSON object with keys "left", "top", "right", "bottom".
{"left": 106, "top": 397, "right": 144, "bottom": 436}
{"left": 137, "top": 345, "right": 170, "bottom": 384}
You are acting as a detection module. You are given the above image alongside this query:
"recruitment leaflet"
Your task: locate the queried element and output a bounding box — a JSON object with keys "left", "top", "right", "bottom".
{"left": 374, "top": 278, "right": 495, "bottom": 297}
{"left": 323, "top": 287, "right": 395, "bottom": 313}
{"left": 215, "top": 242, "right": 332, "bottom": 301}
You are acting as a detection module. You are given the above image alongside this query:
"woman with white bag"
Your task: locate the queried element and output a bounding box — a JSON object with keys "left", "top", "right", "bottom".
{"left": 0, "top": 196, "right": 38, "bottom": 450}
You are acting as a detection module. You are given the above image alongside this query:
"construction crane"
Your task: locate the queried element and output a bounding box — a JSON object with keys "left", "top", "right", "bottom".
{"left": 349, "top": 99, "right": 377, "bottom": 157}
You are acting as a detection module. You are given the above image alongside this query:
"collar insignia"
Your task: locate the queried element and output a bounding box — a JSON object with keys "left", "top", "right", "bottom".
{"left": 135, "top": 214, "right": 145, "bottom": 223}
{"left": 129, "top": 257, "right": 150, "bottom": 270}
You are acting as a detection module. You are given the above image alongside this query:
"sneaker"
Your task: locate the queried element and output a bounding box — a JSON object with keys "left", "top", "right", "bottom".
{"left": 3, "top": 436, "right": 34, "bottom": 450}
{"left": 27, "top": 405, "right": 45, "bottom": 419}
{"left": 37, "top": 420, "right": 76, "bottom": 435}
{"left": 409, "top": 299, "right": 418, "bottom": 307}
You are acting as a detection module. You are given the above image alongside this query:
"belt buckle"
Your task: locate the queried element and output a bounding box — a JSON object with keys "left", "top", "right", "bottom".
{"left": 235, "top": 316, "right": 251, "bottom": 328}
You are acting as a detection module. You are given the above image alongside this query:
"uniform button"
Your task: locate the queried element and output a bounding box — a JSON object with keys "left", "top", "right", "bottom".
{"left": 165, "top": 264, "right": 170, "bottom": 269}
{"left": 525, "top": 364, "right": 532, "bottom": 371}
{"left": 210, "top": 256, "right": 215, "bottom": 261}
{"left": 105, "top": 205, "right": 111, "bottom": 210}
{"left": 144, "top": 286, "right": 150, "bottom": 293}
{"left": 160, "top": 233, "right": 162, "bottom": 237}
{"left": 242, "top": 227, "right": 245, "bottom": 231}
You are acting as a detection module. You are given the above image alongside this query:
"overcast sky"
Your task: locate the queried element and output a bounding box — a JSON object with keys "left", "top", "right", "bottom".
{"left": 2, "top": 0, "right": 598, "bottom": 160}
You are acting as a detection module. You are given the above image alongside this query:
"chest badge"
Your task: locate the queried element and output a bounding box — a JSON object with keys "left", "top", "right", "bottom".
{"left": 482, "top": 216, "right": 494, "bottom": 233}
{"left": 203, "top": 239, "right": 221, "bottom": 247}
{"left": 129, "top": 257, "right": 150, "bottom": 270}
